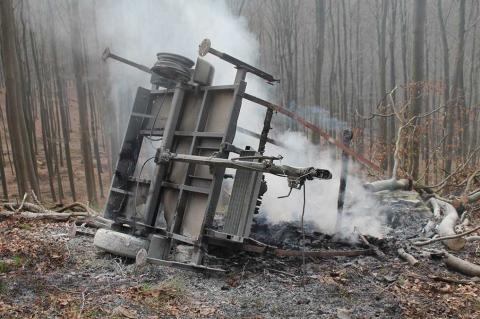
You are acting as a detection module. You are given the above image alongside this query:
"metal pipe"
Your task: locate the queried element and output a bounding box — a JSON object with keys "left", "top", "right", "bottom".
{"left": 199, "top": 39, "right": 279, "bottom": 84}
{"left": 236, "top": 126, "right": 284, "bottom": 148}
{"left": 102, "top": 47, "right": 152, "bottom": 74}
{"left": 158, "top": 151, "right": 332, "bottom": 181}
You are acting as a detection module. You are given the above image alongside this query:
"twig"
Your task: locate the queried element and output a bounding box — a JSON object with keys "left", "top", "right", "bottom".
{"left": 358, "top": 234, "right": 386, "bottom": 260}
{"left": 413, "top": 224, "right": 480, "bottom": 246}
{"left": 397, "top": 248, "right": 419, "bottom": 266}
{"left": 31, "top": 190, "right": 45, "bottom": 209}
{"left": 464, "top": 169, "right": 480, "bottom": 195}
{"left": 355, "top": 87, "right": 399, "bottom": 121}
{"left": 267, "top": 268, "right": 297, "bottom": 278}
{"left": 15, "top": 193, "right": 28, "bottom": 213}
{"left": 240, "top": 258, "right": 250, "bottom": 283}
{"left": 419, "top": 145, "right": 480, "bottom": 191}
{"left": 56, "top": 202, "right": 97, "bottom": 215}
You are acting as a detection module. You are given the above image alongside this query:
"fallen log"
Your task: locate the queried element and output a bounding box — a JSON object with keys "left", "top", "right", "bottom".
{"left": 3, "top": 202, "right": 59, "bottom": 215}
{"left": 444, "top": 253, "right": 480, "bottom": 277}
{"left": 397, "top": 248, "right": 419, "bottom": 266}
{"left": 364, "top": 178, "right": 411, "bottom": 192}
{"left": 423, "top": 198, "right": 442, "bottom": 235}
{"left": 75, "top": 216, "right": 113, "bottom": 229}
{"left": 436, "top": 200, "right": 466, "bottom": 250}
{"left": 0, "top": 210, "right": 88, "bottom": 221}
{"left": 467, "top": 190, "right": 480, "bottom": 203}
{"left": 414, "top": 223, "right": 480, "bottom": 247}
{"left": 56, "top": 202, "right": 99, "bottom": 215}
{"left": 466, "top": 236, "right": 480, "bottom": 242}
{"left": 0, "top": 209, "right": 111, "bottom": 229}
{"left": 358, "top": 234, "right": 386, "bottom": 260}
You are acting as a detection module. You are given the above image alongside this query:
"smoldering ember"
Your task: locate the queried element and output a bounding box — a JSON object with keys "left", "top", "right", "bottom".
{"left": 1, "top": 1, "right": 480, "bottom": 318}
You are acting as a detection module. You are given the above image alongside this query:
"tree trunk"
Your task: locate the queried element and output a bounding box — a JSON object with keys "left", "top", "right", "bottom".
{"left": 0, "top": 0, "right": 40, "bottom": 198}
{"left": 313, "top": 0, "right": 326, "bottom": 144}
{"left": 68, "top": 0, "right": 98, "bottom": 204}
{"left": 377, "top": 0, "right": 389, "bottom": 170}
{"left": 409, "top": 0, "right": 427, "bottom": 180}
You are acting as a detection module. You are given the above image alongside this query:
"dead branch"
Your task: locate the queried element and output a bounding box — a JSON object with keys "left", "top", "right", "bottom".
{"left": 467, "top": 189, "right": 480, "bottom": 203}
{"left": 422, "top": 198, "right": 442, "bottom": 235}
{"left": 364, "top": 102, "right": 444, "bottom": 190}
{"left": 433, "top": 199, "right": 466, "bottom": 250}
{"left": 4, "top": 202, "right": 59, "bottom": 214}
{"left": 15, "top": 193, "right": 28, "bottom": 213}
{"left": 444, "top": 252, "right": 480, "bottom": 277}
{"left": 397, "top": 248, "right": 419, "bottom": 266}
{"left": 428, "top": 274, "right": 479, "bottom": 284}
{"left": 0, "top": 201, "right": 111, "bottom": 229}
{"left": 408, "top": 272, "right": 480, "bottom": 284}
{"left": 364, "top": 178, "right": 410, "bottom": 192}
{"left": 355, "top": 87, "right": 399, "bottom": 121}
{"left": 466, "top": 236, "right": 480, "bottom": 242}
{"left": 274, "top": 248, "right": 372, "bottom": 258}
{"left": 413, "top": 223, "right": 480, "bottom": 247}
{"left": 464, "top": 169, "right": 480, "bottom": 196}
{"left": 414, "top": 134, "right": 448, "bottom": 183}
{"left": 416, "top": 145, "right": 480, "bottom": 192}
{"left": 358, "top": 234, "right": 386, "bottom": 260}
{"left": 0, "top": 210, "right": 88, "bottom": 221}
{"left": 57, "top": 202, "right": 99, "bottom": 215}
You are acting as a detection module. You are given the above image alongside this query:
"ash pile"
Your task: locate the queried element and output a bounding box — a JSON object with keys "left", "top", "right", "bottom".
{"left": 201, "top": 189, "right": 432, "bottom": 270}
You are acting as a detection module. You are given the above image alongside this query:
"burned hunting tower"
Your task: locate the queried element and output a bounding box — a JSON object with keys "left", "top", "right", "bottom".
{"left": 94, "top": 39, "right": 332, "bottom": 271}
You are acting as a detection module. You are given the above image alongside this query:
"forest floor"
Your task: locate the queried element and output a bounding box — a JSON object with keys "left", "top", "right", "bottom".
{"left": 1, "top": 190, "right": 479, "bottom": 318}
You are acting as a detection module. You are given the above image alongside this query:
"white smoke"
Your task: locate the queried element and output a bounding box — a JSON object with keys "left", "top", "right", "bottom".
{"left": 260, "top": 131, "right": 385, "bottom": 238}
{"left": 94, "top": 0, "right": 383, "bottom": 237}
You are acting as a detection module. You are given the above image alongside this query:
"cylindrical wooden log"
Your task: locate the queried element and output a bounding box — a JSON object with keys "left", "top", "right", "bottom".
{"left": 444, "top": 253, "right": 480, "bottom": 277}
{"left": 423, "top": 198, "right": 442, "bottom": 234}
{"left": 335, "top": 130, "right": 353, "bottom": 234}
{"left": 364, "top": 178, "right": 411, "bottom": 192}
{"left": 468, "top": 191, "right": 480, "bottom": 203}
{"left": 436, "top": 200, "right": 466, "bottom": 251}
{"left": 397, "top": 248, "right": 419, "bottom": 266}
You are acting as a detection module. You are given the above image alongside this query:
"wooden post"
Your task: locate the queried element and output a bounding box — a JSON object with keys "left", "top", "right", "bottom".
{"left": 335, "top": 129, "right": 353, "bottom": 234}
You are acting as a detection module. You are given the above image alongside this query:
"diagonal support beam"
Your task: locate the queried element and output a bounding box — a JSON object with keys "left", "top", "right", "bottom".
{"left": 242, "top": 93, "right": 382, "bottom": 173}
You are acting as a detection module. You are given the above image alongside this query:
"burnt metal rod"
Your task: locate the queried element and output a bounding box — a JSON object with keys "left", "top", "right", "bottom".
{"left": 198, "top": 39, "right": 279, "bottom": 84}
{"left": 159, "top": 151, "right": 331, "bottom": 180}
{"left": 335, "top": 130, "right": 353, "bottom": 234}
{"left": 242, "top": 92, "right": 382, "bottom": 173}
{"left": 236, "top": 126, "right": 284, "bottom": 148}
{"left": 102, "top": 47, "right": 152, "bottom": 74}
{"left": 258, "top": 108, "right": 274, "bottom": 154}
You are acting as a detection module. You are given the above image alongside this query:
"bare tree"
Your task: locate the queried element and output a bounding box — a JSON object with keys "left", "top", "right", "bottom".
{"left": 409, "top": 0, "right": 427, "bottom": 180}
{"left": 68, "top": 0, "right": 97, "bottom": 204}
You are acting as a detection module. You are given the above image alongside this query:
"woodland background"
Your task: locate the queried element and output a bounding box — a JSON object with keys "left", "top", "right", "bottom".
{"left": 0, "top": 0, "right": 478, "bottom": 205}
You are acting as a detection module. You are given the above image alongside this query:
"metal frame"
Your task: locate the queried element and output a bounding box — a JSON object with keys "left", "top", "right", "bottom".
{"left": 101, "top": 42, "right": 332, "bottom": 269}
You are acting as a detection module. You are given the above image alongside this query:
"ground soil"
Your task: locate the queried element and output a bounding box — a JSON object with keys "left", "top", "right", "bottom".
{"left": 1, "top": 190, "right": 479, "bottom": 318}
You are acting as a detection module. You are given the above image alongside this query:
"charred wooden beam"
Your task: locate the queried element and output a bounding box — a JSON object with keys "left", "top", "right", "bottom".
{"left": 335, "top": 130, "right": 353, "bottom": 233}
{"left": 242, "top": 92, "right": 382, "bottom": 173}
